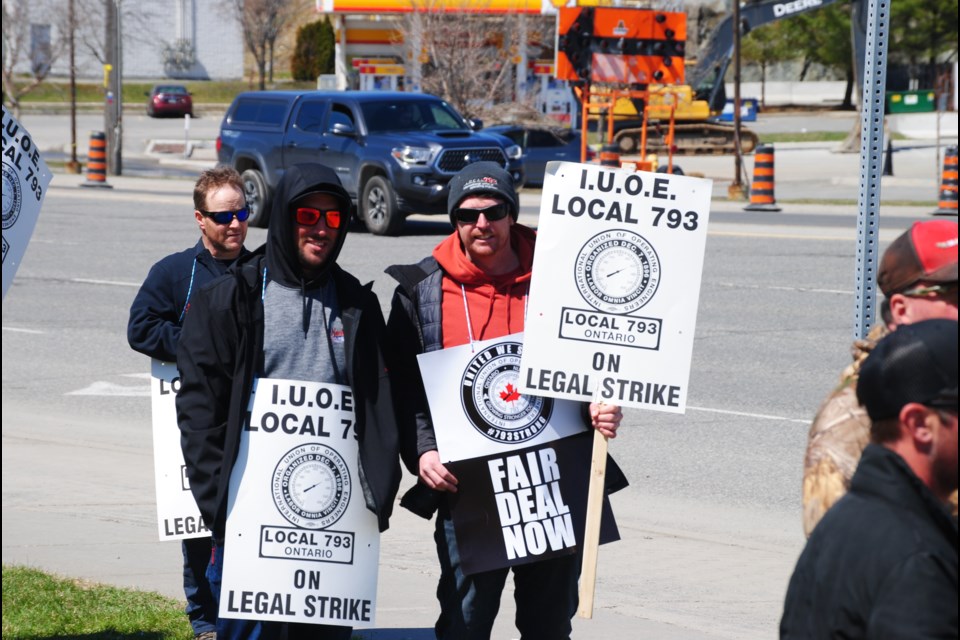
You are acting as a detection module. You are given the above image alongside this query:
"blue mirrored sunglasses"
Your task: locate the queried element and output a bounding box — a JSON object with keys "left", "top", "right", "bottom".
{"left": 200, "top": 208, "right": 250, "bottom": 224}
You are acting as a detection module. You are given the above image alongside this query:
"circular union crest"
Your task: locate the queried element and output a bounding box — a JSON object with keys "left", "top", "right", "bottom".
{"left": 460, "top": 341, "right": 553, "bottom": 444}
{"left": 2, "top": 164, "right": 22, "bottom": 230}
{"left": 272, "top": 444, "right": 351, "bottom": 529}
{"left": 574, "top": 229, "right": 661, "bottom": 313}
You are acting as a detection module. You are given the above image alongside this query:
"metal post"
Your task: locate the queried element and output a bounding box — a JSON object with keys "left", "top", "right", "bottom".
{"left": 853, "top": 0, "right": 891, "bottom": 339}
{"left": 114, "top": 0, "right": 123, "bottom": 175}
{"left": 727, "top": 0, "right": 746, "bottom": 200}
{"left": 409, "top": 12, "right": 423, "bottom": 93}
{"left": 516, "top": 14, "right": 528, "bottom": 101}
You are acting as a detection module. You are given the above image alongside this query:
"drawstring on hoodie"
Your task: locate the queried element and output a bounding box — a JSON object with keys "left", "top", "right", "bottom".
{"left": 178, "top": 257, "right": 199, "bottom": 323}
{"left": 460, "top": 282, "right": 528, "bottom": 352}
{"left": 301, "top": 278, "right": 308, "bottom": 336}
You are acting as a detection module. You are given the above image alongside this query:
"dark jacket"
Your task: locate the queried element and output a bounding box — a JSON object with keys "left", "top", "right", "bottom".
{"left": 127, "top": 240, "right": 248, "bottom": 361}
{"left": 176, "top": 163, "right": 401, "bottom": 539}
{"left": 781, "top": 443, "right": 958, "bottom": 639}
{"left": 386, "top": 250, "right": 627, "bottom": 518}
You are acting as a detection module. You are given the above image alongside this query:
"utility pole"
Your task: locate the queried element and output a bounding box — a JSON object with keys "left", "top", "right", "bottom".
{"left": 68, "top": 0, "right": 81, "bottom": 173}
{"left": 727, "top": 0, "right": 746, "bottom": 200}
{"left": 104, "top": 0, "right": 122, "bottom": 175}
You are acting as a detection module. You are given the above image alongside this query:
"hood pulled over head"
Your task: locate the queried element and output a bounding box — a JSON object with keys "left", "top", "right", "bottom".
{"left": 265, "top": 163, "right": 353, "bottom": 288}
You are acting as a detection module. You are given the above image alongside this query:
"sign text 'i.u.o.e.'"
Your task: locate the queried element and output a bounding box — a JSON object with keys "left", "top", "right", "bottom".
{"left": 520, "top": 161, "right": 712, "bottom": 413}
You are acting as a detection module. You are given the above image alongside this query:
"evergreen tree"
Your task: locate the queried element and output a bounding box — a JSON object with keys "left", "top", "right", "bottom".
{"left": 291, "top": 17, "right": 335, "bottom": 82}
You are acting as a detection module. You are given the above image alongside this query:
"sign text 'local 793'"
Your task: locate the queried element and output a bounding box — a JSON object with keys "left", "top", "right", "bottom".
{"left": 2, "top": 105, "right": 52, "bottom": 300}
{"left": 519, "top": 161, "right": 712, "bottom": 413}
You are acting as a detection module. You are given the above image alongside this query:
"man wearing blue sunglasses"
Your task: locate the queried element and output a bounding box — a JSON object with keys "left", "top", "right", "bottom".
{"left": 127, "top": 165, "right": 250, "bottom": 640}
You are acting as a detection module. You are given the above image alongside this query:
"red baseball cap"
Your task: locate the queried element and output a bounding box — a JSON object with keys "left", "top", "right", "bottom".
{"left": 877, "top": 220, "right": 958, "bottom": 297}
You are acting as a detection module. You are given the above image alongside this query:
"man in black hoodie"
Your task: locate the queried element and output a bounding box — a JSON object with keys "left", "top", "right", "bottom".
{"left": 176, "top": 164, "right": 401, "bottom": 640}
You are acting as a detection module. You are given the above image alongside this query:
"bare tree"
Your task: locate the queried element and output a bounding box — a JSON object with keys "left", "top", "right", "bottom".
{"left": 227, "top": 0, "right": 302, "bottom": 90}
{"left": 395, "top": 2, "right": 554, "bottom": 121}
{"left": 2, "top": 0, "right": 69, "bottom": 117}
{"left": 398, "top": 1, "right": 510, "bottom": 119}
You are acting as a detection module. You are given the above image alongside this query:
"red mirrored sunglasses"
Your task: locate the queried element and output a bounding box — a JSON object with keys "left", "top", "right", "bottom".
{"left": 296, "top": 207, "right": 342, "bottom": 229}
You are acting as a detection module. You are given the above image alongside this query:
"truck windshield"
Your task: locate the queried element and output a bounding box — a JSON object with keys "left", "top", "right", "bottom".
{"left": 361, "top": 101, "right": 469, "bottom": 133}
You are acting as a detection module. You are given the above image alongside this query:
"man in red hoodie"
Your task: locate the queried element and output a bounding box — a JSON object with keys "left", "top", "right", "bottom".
{"left": 386, "top": 162, "right": 625, "bottom": 640}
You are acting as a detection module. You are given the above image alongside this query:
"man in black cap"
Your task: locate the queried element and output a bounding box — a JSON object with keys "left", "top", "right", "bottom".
{"left": 176, "top": 163, "right": 401, "bottom": 639}
{"left": 781, "top": 319, "right": 958, "bottom": 639}
{"left": 385, "top": 161, "right": 627, "bottom": 639}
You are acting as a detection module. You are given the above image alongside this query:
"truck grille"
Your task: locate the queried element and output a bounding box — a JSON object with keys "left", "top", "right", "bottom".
{"left": 436, "top": 148, "right": 507, "bottom": 173}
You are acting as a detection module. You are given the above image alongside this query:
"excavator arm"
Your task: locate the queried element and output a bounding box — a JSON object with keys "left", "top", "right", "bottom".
{"left": 688, "top": 0, "right": 867, "bottom": 114}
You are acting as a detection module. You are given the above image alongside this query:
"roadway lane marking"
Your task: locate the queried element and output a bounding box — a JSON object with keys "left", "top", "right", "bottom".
{"left": 70, "top": 278, "right": 141, "bottom": 287}
{"left": 687, "top": 405, "right": 808, "bottom": 424}
{"left": 66, "top": 380, "right": 150, "bottom": 397}
{"left": 65, "top": 373, "right": 153, "bottom": 396}
{"left": 715, "top": 282, "right": 850, "bottom": 295}
{"left": 2, "top": 326, "right": 44, "bottom": 334}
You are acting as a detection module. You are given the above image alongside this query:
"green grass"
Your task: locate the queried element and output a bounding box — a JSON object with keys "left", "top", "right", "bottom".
{"left": 7, "top": 79, "right": 317, "bottom": 105}
{"left": 759, "top": 131, "right": 908, "bottom": 143}
{"left": 758, "top": 131, "right": 849, "bottom": 143}
{"left": 2, "top": 564, "right": 193, "bottom": 640}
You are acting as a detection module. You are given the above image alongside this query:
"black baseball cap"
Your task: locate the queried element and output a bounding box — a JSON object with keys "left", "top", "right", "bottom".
{"left": 857, "top": 319, "right": 958, "bottom": 421}
{"left": 446, "top": 161, "right": 519, "bottom": 226}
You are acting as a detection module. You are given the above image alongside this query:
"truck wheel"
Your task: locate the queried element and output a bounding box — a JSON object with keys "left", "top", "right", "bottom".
{"left": 617, "top": 134, "right": 637, "bottom": 154}
{"left": 361, "top": 176, "right": 404, "bottom": 236}
{"left": 241, "top": 169, "right": 270, "bottom": 228}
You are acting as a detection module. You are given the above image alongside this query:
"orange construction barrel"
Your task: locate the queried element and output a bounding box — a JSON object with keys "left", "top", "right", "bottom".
{"left": 81, "top": 131, "right": 112, "bottom": 189}
{"left": 745, "top": 145, "right": 780, "bottom": 212}
{"left": 599, "top": 144, "right": 620, "bottom": 168}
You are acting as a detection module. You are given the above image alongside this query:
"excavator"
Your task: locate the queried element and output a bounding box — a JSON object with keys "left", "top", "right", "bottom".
{"left": 557, "top": 0, "right": 867, "bottom": 156}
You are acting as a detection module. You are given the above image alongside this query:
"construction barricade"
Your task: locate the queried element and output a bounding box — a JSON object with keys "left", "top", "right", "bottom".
{"left": 745, "top": 145, "right": 781, "bottom": 212}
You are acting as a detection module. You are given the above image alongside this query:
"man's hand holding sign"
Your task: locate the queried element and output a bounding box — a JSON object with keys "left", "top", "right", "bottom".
{"left": 520, "top": 160, "right": 712, "bottom": 617}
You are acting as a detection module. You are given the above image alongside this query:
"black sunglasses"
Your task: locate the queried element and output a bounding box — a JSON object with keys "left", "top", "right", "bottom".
{"left": 200, "top": 208, "right": 250, "bottom": 224}
{"left": 296, "top": 207, "right": 342, "bottom": 229}
{"left": 452, "top": 203, "right": 510, "bottom": 224}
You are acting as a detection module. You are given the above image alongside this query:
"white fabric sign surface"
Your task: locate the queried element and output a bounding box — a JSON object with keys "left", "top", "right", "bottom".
{"left": 417, "top": 333, "right": 587, "bottom": 463}
{"left": 2, "top": 105, "right": 52, "bottom": 299}
{"left": 151, "top": 359, "right": 209, "bottom": 540}
{"left": 220, "top": 378, "right": 379, "bottom": 627}
{"left": 520, "top": 161, "right": 711, "bottom": 413}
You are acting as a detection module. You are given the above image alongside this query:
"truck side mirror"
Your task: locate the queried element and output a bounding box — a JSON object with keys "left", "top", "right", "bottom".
{"left": 330, "top": 122, "right": 357, "bottom": 137}
{"left": 468, "top": 118, "right": 484, "bottom": 131}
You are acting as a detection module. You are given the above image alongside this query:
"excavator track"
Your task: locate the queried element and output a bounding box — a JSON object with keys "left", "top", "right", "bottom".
{"left": 613, "top": 122, "right": 760, "bottom": 156}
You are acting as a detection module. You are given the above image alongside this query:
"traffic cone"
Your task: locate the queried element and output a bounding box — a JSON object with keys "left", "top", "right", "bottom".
{"left": 745, "top": 145, "right": 781, "bottom": 212}
{"left": 933, "top": 145, "right": 957, "bottom": 216}
{"left": 80, "top": 131, "right": 113, "bottom": 189}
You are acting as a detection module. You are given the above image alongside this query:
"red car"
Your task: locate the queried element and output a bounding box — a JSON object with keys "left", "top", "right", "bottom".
{"left": 146, "top": 84, "right": 193, "bottom": 118}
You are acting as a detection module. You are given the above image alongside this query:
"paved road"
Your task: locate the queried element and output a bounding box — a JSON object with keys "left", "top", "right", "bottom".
{"left": 20, "top": 109, "right": 957, "bottom": 210}
{"left": 2, "top": 164, "right": 934, "bottom": 639}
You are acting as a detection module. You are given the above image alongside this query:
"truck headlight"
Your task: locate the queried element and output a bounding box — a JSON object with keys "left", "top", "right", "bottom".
{"left": 392, "top": 146, "right": 433, "bottom": 165}
{"left": 505, "top": 144, "right": 522, "bottom": 160}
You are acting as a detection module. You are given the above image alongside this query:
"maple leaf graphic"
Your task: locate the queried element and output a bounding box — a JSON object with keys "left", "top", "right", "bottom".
{"left": 499, "top": 383, "right": 521, "bottom": 403}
